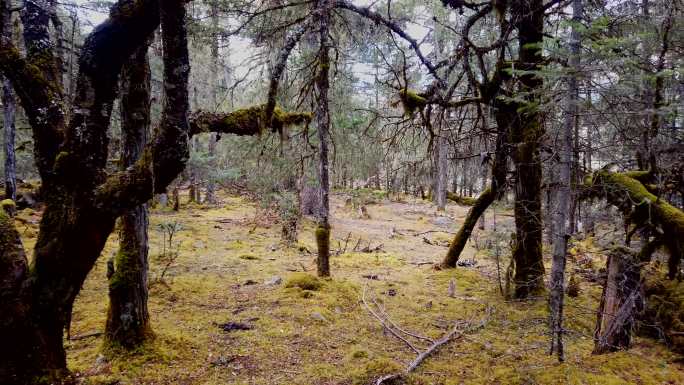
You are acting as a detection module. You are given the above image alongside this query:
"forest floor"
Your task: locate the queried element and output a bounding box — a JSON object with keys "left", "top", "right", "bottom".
{"left": 16, "top": 191, "right": 684, "bottom": 385}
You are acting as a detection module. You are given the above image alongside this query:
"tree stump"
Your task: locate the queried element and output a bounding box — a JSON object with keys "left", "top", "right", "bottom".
{"left": 593, "top": 247, "right": 644, "bottom": 354}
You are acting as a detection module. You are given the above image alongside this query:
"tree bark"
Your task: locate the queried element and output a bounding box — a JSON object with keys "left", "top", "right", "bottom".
{"left": 203, "top": 0, "right": 219, "bottom": 205}
{"left": 105, "top": 44, "right": 152, "bottom": 348}
{"left": 593, "top": 247, "right": 643, "bottom": 354}
{"left": 441, "top": 100, "right": 509, "bottom": 268}
{"left": 509, "top": 0, "right": 546, "bottom": 298}
{"left": 314, "top": 0, "right": 332, "bottom": 277}
{"left": 1, "top": 0, "right": 15, "bottom": 201}
{"left": 549, "top": 0, "right": 582, "bottom": 362}
{"left": 435, "top": 133, "right": 448, "bottom": 211}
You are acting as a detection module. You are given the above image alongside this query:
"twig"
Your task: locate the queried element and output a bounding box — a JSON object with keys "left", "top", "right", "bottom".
{"left": 361, "top": 285, "right": 421, "bottom": 354}
{"left": 372, "top": 298, "right": 434, "bottom": 343}
{"left": 69, "top": 331, "right": 103, "bottom": 341}
{"left": 374, "top": 306, "right": 493, "bottom": 385}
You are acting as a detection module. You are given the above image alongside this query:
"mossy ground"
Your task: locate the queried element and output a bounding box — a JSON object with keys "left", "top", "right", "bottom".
{"left": 12, "top": 192, "right": 684, "bottom": 384}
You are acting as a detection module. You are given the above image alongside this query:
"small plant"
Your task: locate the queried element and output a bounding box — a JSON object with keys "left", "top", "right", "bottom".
{"left": 275, "top": 191, "right": 300, "bottom": 244}
{"left": 153, "top": 220, "right": 183, "bottom": 284}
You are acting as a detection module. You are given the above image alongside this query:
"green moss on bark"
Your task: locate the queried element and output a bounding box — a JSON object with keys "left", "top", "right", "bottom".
{"left": 397, "top": 88, "right": 428, "bottom": 115}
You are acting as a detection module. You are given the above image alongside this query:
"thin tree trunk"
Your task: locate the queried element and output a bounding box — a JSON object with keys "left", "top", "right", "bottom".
{"left": 105, "top": 44, "right": 152, "bottom": 348}
{"left": 2, "top": 75, "right": 15, "bottom": 201}
{"left": 204, "top": 0, "right": 220, "bottom": 205}
{"left": 315, "top": 0, "right": 332, "bottom": 277}
{"left": 442, "top": 102, "right": 509, "bottom": 268}
{"left": 549, "top": 0, "right": 581, "bottom": 362}
{"left": 435, "top": 133, "right": 447, "bottom": 211}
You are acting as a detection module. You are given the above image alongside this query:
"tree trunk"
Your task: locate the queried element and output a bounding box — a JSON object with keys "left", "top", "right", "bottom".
{"left": 105, "top": 44, "right": 152, "bottom": 348}
{"left": 2, "top": 1, "right": 16, "bottom": 201}
{"left": 0, "top": 0, "right": 309, "bottom": 381}
{"left": 593, "top": 247, "right": 643, "bottom": 354}
{"left": 2, "top": 74, "right": 15, "bottom": 201}
{"left": 549, "top": 0, "right": 581, "bottom": 362}
{"left": 435, "top": 133, "right": 447, "bottom": 211}
{"left": 510, "top": 0, "right": 546, "bottom": 298}
{"left": 442, "top": 101, "right": 509, "bottom": 267}
{"left": 204, "top": 0, "right": 220, "bottom": 205}
{"left": 442, "top": 188, "right": 495, "bottom": 267}
{"left": 314, "top": 0, "right": 331, "bottom": 277}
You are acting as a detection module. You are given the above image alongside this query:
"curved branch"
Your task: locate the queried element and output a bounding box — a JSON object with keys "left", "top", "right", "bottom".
{"left": 264, "top": 20, "right": 313, "bottom": 126}
{"left": 94, "top": 105, "right": 311, "bottom": 216}
{"left": 333, "top": 0, "right": 443, "bottom": 84}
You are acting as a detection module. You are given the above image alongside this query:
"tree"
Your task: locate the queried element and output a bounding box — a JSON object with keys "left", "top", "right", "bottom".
{"left": 549, "top": 0, "right": 582, "bottom": 362}
{"left": 105, "top": 43, "right": 153, "bottom": 348}
{"left": 0, "top": 0, "right": 310, "bottom": 381}
{"left": 1, "top": 0, "right": 15, "bottom": 201}
{"left": 314, "top": 0, "right": 332, "bottom": 277}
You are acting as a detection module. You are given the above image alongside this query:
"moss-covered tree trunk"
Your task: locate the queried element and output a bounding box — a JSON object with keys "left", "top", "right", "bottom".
{"left": 2, "top": 0, "right": 15, "bottom": 201}
{"left": 509, "top": 0, "right": 546, "bottom": 298}
{"left": 441, "top": 98, "right": 510, "bottom": 268}
{"left": 0, "top": 0, "right": 310, "bottom": 381}
{"left": 105, "top": 44, "right": 152, "bottom": 348}
{"left": 586, "top": 170, "right": 684, "bottom": 279}
{"left": 314, "top": 0, "right": 332, "bottom": 277}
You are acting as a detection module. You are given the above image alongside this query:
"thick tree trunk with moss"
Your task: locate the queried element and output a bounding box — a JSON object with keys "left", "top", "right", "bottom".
{"left": 508, "top": 0, "right": 546, "bottom": 298}
{"left": 105, "top": 44, "right": 152, "bottom": 348}
{"left": 2, "top": 0, "right": 15, "bottom": 201}
{"left": 314, "top": 0, "right": 332, "bottom": 277}
{"left": 0, "top": 0, "right": 310, "bottom": 381}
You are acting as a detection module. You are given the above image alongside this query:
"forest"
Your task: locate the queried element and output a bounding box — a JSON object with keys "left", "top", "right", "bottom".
{"left": 0, "top": 0, "right": 682, "bottom": 384}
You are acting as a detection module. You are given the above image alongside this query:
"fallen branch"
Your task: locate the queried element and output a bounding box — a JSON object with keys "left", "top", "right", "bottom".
{"left": 68, "top": 331, "right": 103, "bottom": 341}
{"left": 361, "top": 285, "right": 421, "bottom": 354}
{"left": 373, "top": 305, "right": 493, "bottom": 385}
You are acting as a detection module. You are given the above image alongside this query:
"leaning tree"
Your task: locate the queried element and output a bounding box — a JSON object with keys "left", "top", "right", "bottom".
{"left": 0, "top": 0, "right": 309, "bottom": 383}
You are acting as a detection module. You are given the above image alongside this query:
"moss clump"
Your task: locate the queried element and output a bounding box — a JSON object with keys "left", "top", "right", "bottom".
{"left": 1, "top": 199, "right": 16, "bottom": 216}
{"left": 640, "top": 267, "right": 684, "bottom": 353}
{"left": 446, "top": 191, "right": 477, "bottom": 206}
{"left": 349, "top": 349, "right": 369, "bottom": 359}
{"left": 397, "top": 88, "right": 428, "bottom": 115}
{"left": 285, "top": 273, "right": 323, "bottom": 291}
{"left": 239, "top": 254, "right": 260, "bottom": 260}
{"left": 350, "top": 358, "right": 402, "bottom": 385}
{"left": 190, "top": 105, "right": 312, "bottom": 136}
